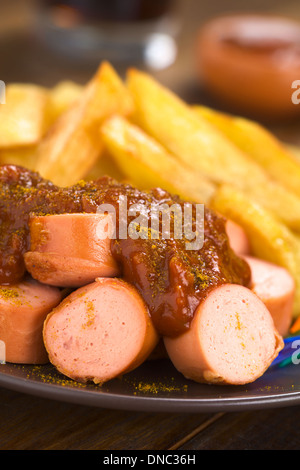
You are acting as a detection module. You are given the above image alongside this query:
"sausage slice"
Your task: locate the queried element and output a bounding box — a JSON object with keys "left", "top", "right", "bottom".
{"left": 164, "top": 284, "right": 283, "bottom": 385}
{"left": 0, "top": 277, "right": 63, "bottom": 364}
{"left": 43, "top": 277, "right": 159, "bottom": 384}
{"left": 245, "top": 255, "right": 295, "bottom": 337}
{"left": 24, "top": 213, "right": 120, "bottom": 287}
{"left": 226, "top": 219, "right": 250, "bottom": 255}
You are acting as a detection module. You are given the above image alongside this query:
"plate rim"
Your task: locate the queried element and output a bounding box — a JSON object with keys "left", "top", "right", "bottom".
{"left": 1, "top": 368, "right": 300, "bottom": 413}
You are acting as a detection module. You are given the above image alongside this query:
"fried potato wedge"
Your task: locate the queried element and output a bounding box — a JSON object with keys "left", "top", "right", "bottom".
{"left": 286, "top": 143, "right": 300, "bottom": 162}
{"left": 127, "top": 69, "right": 300, "bottom": 230}
{"left": 84, "top": 150, "right": 125, "bottom": 181}
{"left": 47, "top": 80, "right": 83, "bottom": 125}
{"left": 244, "top": 179, "right": 300, "bottom": 232}
{"left": 0, "top": 146, "right": 38, "bottom": 170}
{"left": 101, "top": 115, "right": 216, "bottom": 203}
{"left": 35, "top": 62, "right": 134, "bottom": 187}
{"left": 127, "top": 68, "right": 264, "bottom": 187}
{"left": 211, "top": 184, "right": 300, "bottom": 318}
{"left": 194, "top": 105, "right": 300, "bottom": 199}
{"left": 0, "top": 84, "right": 49, "bottom": 147}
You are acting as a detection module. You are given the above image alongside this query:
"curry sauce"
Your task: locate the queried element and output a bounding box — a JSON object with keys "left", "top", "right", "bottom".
{"left": 0, "top": 164, "right": 250, "bottom": 337}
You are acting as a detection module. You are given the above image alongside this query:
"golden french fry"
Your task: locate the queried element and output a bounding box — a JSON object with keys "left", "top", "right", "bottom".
{"left": 211, "top": 184, "right": 300, "bottom": 318}
{"left": 285, "top": 143, "right": 300, "bottom": 162}
{"left": 35, "top": 62, "right": 134, "bottom": 186}
{"left": 127, "top": 68, "right": 266, "bottom": 186}
{"left": 194, "top": 105, "right": 300, "bottom": 199}
{"left": 244, "top": 179, "right": 300, "bottom": 232}
{"left": 0, "top": 84, "right": 49, "bottom": 147}
{"left": 127, "top": 69, "right": 300, "bottom": 231}
{"left": 101, "top": 115, "right": 216, "bottom": 203}
{"left": 0, "top": 146, "right": 38, "bottom": 170}
{"left": 84, "top": 150, "right": 125, "bottom": 181}
{"left": 47, "top": 80, "right": 83, "bottom": 126}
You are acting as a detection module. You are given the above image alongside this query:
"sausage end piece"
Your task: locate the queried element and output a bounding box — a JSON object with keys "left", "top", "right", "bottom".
{"left": 0, "top": 277, "right": 63, "bottom": 364}
{"left": 164, "top": 284, "right": 283, "bottom": 385}
{"left": 245, "top": 255, "right": 295, "bottom": 337}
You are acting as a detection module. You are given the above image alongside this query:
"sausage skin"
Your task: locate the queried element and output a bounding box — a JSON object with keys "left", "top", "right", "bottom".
{"left": 225, "top": 219, "right": 250, "bottom": 255}
{"left": 245, "top": 255, "right": 295, "bottom": 337}
{"left": 24, "top": 213, "right": 120, "bottom": 287}
{"left": 43, "top": 277, "right": 160, "bottom": 384}
{"left": 0, "top": 277, "right": 63, "bottom": 364}
{"left": 164, "top": 284, "right": 283, "bottom": 385}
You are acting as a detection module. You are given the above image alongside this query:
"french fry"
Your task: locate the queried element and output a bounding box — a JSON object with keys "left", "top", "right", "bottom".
{"left": 0, "top": 146, "right": 38, "bottom": 170}
{"left": 127, "top": 69, "right": 300, "bottom": 231}
{"left": 243, "top": 179, "right": 300, "bottom": 232}
{"left": 0, "top": 84, "right": 49, "bottom": 147}
{"left": 84, "top": 150, "right": 125, "bottom": 182}
{"left": 127, "top": 68, "right": 265, "bottom": 187}
{"left": 286, "top": 143, "right": 300, "bottom": 162}
{"left": 47, "top": 80, "right": 83, "bottom": 126}
{"left": 101, "top": 115, "right": 216, "bottom": 203}
{"left": 194, "top": 105, "right": 300, "bottom": 199}
{"left": 211, "top": 184, "right": 300, "bottom": 318}
{"left": 35, "top": 62, "right": 134, "bottom": 187}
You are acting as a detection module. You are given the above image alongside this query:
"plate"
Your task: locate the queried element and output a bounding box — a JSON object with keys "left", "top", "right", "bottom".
{"left": 0, "top": 357, "right": 300, "bottom": 412}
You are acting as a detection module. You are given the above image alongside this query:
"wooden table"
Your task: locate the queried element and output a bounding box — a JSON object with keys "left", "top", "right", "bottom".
{"left": 1, "top": 0, "right": 300, "bottom": 451}
{"left": 1, "top": 385, "right": 300, "bottom": 450}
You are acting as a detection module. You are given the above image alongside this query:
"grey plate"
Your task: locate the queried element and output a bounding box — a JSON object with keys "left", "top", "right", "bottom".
{"left": 0, "top": 359, "right": 300, "bottom": 412}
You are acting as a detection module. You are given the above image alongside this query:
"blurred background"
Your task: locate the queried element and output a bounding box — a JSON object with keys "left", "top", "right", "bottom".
{"left": 0, "top": 0, "right": 300, "bottom": 139}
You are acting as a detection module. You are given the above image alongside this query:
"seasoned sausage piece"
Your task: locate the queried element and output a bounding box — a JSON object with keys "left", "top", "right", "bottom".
{"left": 0, "top": 277, "right": 63, "bottom": 364}
{"left": 43, "top": 277, "right": 160, "bottom": 384}
{"left": 164, "top": 284, "right": 283, "bottom": 385}
{"left": 245, "top": 255, "right": 295, "bottom": 336}
{"left": 225, "top": 219, "right": 250, "bottom": 255}
{"left": 24, "top": 213, "right": 120, "bottom": 287}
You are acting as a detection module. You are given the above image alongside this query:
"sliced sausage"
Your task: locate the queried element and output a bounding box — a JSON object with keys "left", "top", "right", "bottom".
{"left": 43, "top": 277, "right": 160, "bottom": 384}
{"left": 24, "top": 213, "right": 120, "bottom": 287}
{"left": 225, "top": 219, "right": 250, "bottom": 255}
{"left": 244, "top": 255, "right": 295, "bottom": 337}
{"left": 0, "top": 277, "right": 63, "bottom": 364}
{"left": 164, "top": 284, "right": 283, "bottom": 385}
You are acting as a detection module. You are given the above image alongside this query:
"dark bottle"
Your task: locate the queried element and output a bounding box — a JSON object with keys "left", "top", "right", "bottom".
{"left": 43, "top": 0, "right": 173, "bottom": 23}
{"left": 37, "top": 0, "right": 178, "bottom": 69}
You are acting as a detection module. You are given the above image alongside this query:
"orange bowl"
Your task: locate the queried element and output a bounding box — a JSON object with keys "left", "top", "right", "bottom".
{"left": 195, "top": 14, "right": 300, "bottom": 120}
